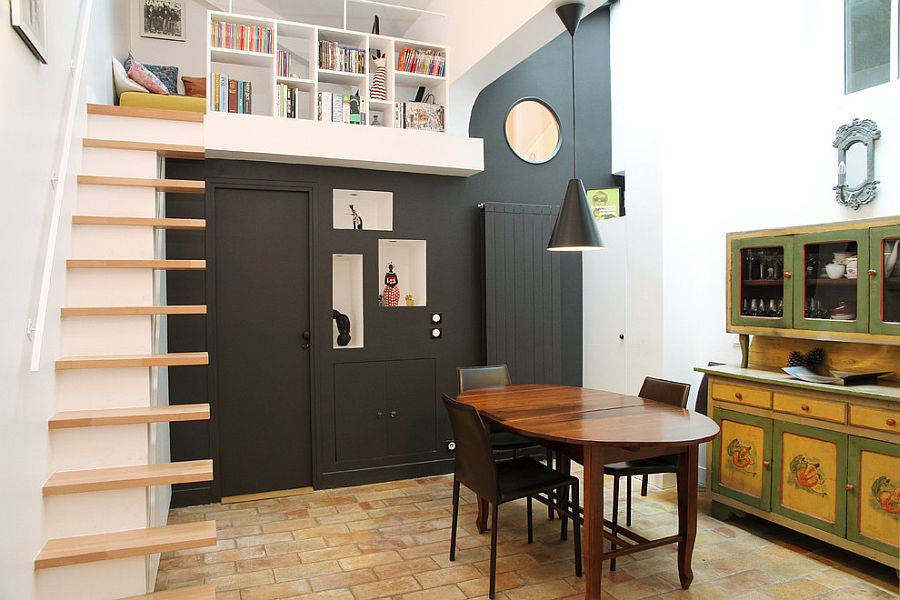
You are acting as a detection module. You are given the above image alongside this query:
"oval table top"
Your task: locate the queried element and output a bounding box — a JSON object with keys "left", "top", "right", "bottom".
{"left": 458, "top": 384, "right": 720, "bottom": 447}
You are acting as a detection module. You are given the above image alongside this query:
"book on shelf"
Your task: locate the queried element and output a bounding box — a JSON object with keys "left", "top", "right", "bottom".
{"left": 277, "top": 83, "right": 311, "bottom": 119}
{"left": 318, "top": 40, "right": 366, "bottom": 74}
{"left": 278, "top": 50, "right": 302, "bottom": 78}
{"left": 211, "top": 20, "right": 273, "bottom": 54}
{"left": 211, "top": 73, "right": 252, "bottom": 114}
{"left": 394, "top": 101, "right": 444, "bottom": 132}
{"left": 317, "top": 92, "right": 367, "bottom": 125}
{"left": 396, "top": 47, "right": 445, "bottom": 77}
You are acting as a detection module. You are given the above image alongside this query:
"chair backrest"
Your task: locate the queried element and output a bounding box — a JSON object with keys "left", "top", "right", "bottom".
{"left": 639, "top": 376, "right": 691, "bottom": 408}
{"left": 442, "top": 394, "right": 497, "bottom": 501}
{"left": 695, "top": 362, "right": 724, "bottom": 415}
{"left": 457, "top": 364, "right": 511, "bottom": 393}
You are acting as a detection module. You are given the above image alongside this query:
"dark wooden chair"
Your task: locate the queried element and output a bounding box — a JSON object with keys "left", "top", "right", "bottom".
{"left": 443, "top": 394, "right": 582, "bottom": 599}
{"left": 457, "top": 365, "right": 558, "bottom": 520}
{"left": 604, "top": 376, "right": 691, "bottom": 570}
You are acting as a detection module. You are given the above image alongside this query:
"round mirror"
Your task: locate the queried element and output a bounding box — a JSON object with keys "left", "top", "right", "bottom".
{"left": 844, "top": 141, "right": 867, "bottom": 189}
{"left": 504, "top": 98, "right": 561, "bottom": 164}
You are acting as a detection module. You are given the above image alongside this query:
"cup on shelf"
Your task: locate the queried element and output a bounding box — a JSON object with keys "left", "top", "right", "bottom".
{"left": 825, "top": 263, "right": 845, "bottom": 279}
{"left": 845, "top": 257, "right": 858, "bottom": 279}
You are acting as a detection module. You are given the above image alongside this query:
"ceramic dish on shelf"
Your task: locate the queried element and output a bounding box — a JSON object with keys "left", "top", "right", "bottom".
{"left": 831, "top": 313, "right": 857, "bottom": 320}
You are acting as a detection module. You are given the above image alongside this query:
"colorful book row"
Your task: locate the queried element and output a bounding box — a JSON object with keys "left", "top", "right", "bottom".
{"left": 319, "top": 41, "right": 366, "bottom": 74}
{"left": 211, "top": 21, "right": 273, "bottom": 54}
{"left": 318, "top": 92, "right": 368, "bottom": 125}
{"left": 211, "top": 74, "right": 252, "bottom": 114}
{"left": 396, "top": 48, "right": 445, "bottom": 77}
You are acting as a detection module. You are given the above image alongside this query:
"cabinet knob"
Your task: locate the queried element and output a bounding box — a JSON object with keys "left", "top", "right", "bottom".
{"left": 868, "top": 268, "right": 878, "bottom": 277}
{"left": 887, "top": 418, "right": 897, "bottom": 427}
{"left": 846, "top": 483, "right": 855, "bottom": 492}
{"left": 762, "top": 460, "right": 770, "bottom": 468}
{"left": 734, "top": 392, "right": 743, "bottom": 400}
{"left": 390, "top": 410, "right": 398, "bottom": 418}
{"left": 800, "top": 404, "right": 810, "bottom": 411}
{"left": 783, "top": 271, "right": 792, "bottom": 278}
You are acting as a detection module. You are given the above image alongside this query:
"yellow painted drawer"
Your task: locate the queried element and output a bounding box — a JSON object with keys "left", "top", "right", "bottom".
{"left": 849, "top": 405, "right": 900, "bottom": 435}
{"left": 773, "top": 393, "right": 846, "bottom": 424}
{"left": 711, "top": 381, "right": 771, "bottom": 409}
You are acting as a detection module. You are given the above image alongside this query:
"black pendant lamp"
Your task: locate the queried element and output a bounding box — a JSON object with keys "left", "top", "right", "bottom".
{"left": 547, "top": 2, "right": 603, "bottom": 251}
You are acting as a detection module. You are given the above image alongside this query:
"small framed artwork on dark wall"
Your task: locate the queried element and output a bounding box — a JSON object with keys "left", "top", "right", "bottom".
{"left": 140, "top": 0, "right": 186, "bottom": 42}
{"left": 9, "top": 0, "right": 48, "bottom": 63}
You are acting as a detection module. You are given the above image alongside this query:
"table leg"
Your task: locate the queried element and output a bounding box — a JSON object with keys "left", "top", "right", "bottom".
{"left": 582, "top": 444, "right": 604, "bottom": 600}
{"left": 476, "top": 496, "right": 489, "bottom": 534}
{"left": 676, "top": 445, "right": 699, "bottom": 589}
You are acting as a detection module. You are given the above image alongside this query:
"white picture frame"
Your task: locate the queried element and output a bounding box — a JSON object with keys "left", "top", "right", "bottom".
{"left": 9, "top": 0, "right": 48, "bottom": 63}
{"left": 140, "top": 0, "right": 186, "bottom": 42}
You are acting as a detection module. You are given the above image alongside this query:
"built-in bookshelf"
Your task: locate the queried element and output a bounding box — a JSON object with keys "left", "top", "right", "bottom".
{"left": 206, "top": 10, "right": 448, "bottom": 132}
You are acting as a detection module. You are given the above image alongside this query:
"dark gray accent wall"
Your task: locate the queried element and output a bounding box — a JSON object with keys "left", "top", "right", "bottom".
{"left": 467, "top": 6, "right": 614, "bottom": 385}
{"left": 164, "top": 5, "right": 612, "bottom": 504}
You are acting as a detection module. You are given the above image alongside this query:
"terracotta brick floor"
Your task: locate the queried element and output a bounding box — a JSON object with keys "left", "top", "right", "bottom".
{"left": 157, "top": 469, "right": 899, "bottom": 599}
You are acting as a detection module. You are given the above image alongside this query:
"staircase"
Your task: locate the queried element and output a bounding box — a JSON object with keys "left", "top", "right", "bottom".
{"left": 35, "top": 105, "right": 214, "bottom": 599}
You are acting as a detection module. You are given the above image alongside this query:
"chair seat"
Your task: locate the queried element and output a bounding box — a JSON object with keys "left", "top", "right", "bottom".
{"left": 490, "top": 430, "right": 537, "bottom": 450}
{"left": 496, "top": 457, "right": 577, "bottom": 503}
{"left": 604, "top": 457, "right": 679, "bottom": 476}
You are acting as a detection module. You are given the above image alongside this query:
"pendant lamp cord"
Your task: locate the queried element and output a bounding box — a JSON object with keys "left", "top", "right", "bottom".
{"left": 570, "top": 32, "right": 577, "bottom": 178}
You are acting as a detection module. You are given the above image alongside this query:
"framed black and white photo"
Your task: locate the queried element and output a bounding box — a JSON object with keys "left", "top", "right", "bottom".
{"left": 9, "top": 0, "right": 48, "bottom": 63}
{"left": 140, "top": 0, "right": 186, "bottom": 42}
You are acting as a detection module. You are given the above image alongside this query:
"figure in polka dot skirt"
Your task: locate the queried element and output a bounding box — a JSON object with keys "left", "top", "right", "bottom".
{"left": 383, "top": 263, "right": 400, "bottom": 307}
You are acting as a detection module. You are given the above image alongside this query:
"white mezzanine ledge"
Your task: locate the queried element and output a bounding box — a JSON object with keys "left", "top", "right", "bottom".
{"left": 203, "top": 112, "right": 484, "bottom": 176}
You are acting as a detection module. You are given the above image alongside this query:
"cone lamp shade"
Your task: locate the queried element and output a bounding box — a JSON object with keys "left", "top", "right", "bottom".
{"left": 547, "top": 2, "right": 603, "bottom": 252}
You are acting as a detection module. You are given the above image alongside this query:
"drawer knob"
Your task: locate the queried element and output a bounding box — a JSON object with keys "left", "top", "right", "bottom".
{"left": 800, "top": 404, "right": 810, "bottom": 411}
{"left": 762, "top": 460, "right": 770, "bottom": 468}
{"left": 783, "top": 271, "right": 792, "bottom": 278}
{"left": 734, "top": 392, "right": 743, "bottom": 400}
{"left": 887, "top": 418, "right": 897, "bottom": 427}
{"left": 845, "top": 483, "right": 855, "bottom": 492}
{"left": 868, "top": 268, "right": 878, "bottom": 277}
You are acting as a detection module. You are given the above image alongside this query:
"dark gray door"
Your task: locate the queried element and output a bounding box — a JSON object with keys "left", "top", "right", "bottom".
{"left": 214, "top": 186, "right": 312, "bottom": 496}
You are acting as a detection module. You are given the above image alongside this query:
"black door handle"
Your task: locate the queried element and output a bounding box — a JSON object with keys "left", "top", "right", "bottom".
{"left": 301, "top": 330, "right": 311, "bottom": 349}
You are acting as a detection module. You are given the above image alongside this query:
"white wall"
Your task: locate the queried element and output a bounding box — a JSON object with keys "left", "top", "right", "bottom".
{"left": 127, "top": 0, "right": 210, "bottom": 94}
{"left": 0, "top": 1, "right": 126, "bottom": 597}
{"left": 590, "top": 0, "right": 900, "bottom": 482}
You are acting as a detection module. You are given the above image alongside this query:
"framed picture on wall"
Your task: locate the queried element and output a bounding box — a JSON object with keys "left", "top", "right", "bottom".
{"left": 587, "top": 187, "right": 621, "bottom": 221}
{"left": 140, "top": 0, "right": 186, "bottom": 42}
{"left": 9, "top": 0, "right": 48, "bottom": 63}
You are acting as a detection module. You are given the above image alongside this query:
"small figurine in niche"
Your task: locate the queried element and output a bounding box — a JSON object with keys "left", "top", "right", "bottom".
{"left": 377, "top": 294, "right": 385, "bottom": 306}
{"left": 405, "top": 293, "right": 415, "bottom": 306}
{"left": 332, "top": 309, "right": 351, "bottom": 347}
{"left": 349, "top": 204, "right": 363, "bottom": 230}
{"left": 382, "top": 263, "right": 400, "bottom": 307}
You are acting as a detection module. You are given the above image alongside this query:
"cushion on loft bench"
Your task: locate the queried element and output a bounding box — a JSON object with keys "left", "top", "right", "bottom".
{"left": 119, "top": 91, "right": 206, "bottom": 113}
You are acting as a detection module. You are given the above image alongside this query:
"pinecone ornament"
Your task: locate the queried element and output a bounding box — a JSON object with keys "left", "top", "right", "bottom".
{"left": 787, "top": 351, "right": 805, "bottom": 368}
{"left": 805, "top": 347, "right": 825, "bottom": 368}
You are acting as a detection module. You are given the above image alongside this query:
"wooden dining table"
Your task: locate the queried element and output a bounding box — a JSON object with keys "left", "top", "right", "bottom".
{"left": 457, "top": 384, "right": 720, "bottom": 600}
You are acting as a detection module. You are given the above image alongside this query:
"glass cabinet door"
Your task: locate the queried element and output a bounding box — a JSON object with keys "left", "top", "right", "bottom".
{"left": 868, "top": 226, "right": 900, "bottom": 335}
{"left": 793, "top": 230, "right": 869, "bottom": 333}
{"left": 730, "top": 236, "right": 794, "bottom": 329}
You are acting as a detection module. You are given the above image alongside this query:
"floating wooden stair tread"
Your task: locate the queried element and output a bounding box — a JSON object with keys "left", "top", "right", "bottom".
{"left": 77, "top": 176, "right": 205, "bottom": 194}
{"left": 120, "top": 585, "right": 216, "bottom": 600}
{"left": 43, "top": 460, "right": 213, "bottom": 496}
{"left": 87, "top": 103, "right": 205, "bottom": 123}
{"left": 55, "top": 352, "right": 208, "bottom": 370}
{"left": 49, "top": 404, "right": 210, "bottom": 429}
{"left": 61, "top": 305, "right": 207, "bottom": 317}
{"left": 83, "top": 138, "right": 205, "bottom": 159}
{"left": 72, "top": 216, "right": 206, "bottom": 230}
{"left": 34, "top": 521, "right": 216, "bottom": 569}
{"left": 67, "top": 259, "right": 205, "bottom": 270}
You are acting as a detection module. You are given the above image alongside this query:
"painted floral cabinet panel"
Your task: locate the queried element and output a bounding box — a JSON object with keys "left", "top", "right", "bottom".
{"left": 712, "top": 409, "right": 772, "bottom": 511}
{"left": 847, "top": 436, "right": 900, "bottom": 557}
{"left": 772, "top": 421, "right": 847, "bottom": 537}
